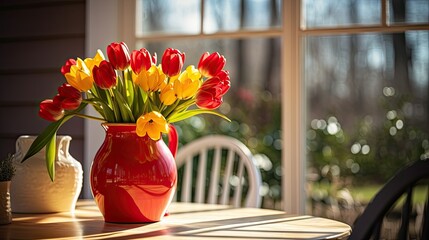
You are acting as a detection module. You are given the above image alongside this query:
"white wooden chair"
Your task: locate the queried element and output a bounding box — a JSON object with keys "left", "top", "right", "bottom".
{"left": 175, "top": 135, "right": 262, "bottom": 208}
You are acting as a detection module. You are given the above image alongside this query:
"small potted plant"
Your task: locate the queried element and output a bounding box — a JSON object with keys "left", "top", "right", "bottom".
{"left": 0, "top": 154, "right": 15, "bottom": 224}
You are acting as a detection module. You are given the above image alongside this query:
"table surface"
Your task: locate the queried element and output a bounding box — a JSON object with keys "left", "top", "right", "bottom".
{"left": 1, "top": 200, "right": 351, "bottom": 240}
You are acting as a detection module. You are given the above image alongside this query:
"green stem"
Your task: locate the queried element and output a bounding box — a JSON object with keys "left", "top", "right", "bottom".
{"left": 176, "top": 98, "right": 196, "bottom": 112}
{"left": 106, "top": 89, "right": 121, "bottom": 122}
{"left": 73, "top": 113, "right": 105, "bottom": 122}
{"left": 164, "top": 100, "right": 181, "bottom": 119}
{"left": 119, "top": 70, "right": 127, "bottom": 98}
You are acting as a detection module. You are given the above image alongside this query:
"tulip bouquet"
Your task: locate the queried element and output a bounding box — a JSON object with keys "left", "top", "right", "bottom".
{"left": 23, "top": 41, "right": 230, "bottom": 180}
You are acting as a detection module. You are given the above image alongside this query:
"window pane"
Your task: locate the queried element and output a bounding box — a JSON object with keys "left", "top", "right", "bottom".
{"left": 203, "top": 0, "right": 282, "bottom": 33}
{"left": 136, "top": 0, "right": 200, "bottom": 35}
{"left": 389, "top": 0, "right": 429, "bottom": 24}
{"left": 136, "top": 38, "right": 283, "bottom": 208}
{"left": 303, "top": 0, "right": 380, "bottom": 28}
{"left": 305, "top": 32, "right": 429, "bottom": 225}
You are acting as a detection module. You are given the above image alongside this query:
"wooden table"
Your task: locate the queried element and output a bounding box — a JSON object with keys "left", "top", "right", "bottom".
{"left": 0, "top": 200, "right": 351, "bottom": 239}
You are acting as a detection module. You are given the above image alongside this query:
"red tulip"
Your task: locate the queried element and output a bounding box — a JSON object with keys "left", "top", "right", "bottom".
{"left": 93, "top": 60, "right": 117, "bottom": 89}
{"left": 161, "top": 48, "right": 185, "bottom": 77}
{"left": 198, "top": 52, "right": 226, "bottom": 77}
{"left": 58, "top": 83, "right": 81, "bottom": 99}
{"left": 39, "top": 99, "right": 64, "bottom": 122}
{"left": 55, "top": 83, "right": 82, "bottom": 110}
{"left": 60, "top": 59, "right": 77, "bottom": 75}
{"left": 53, "top": 94, "right": 81, "bottom": 111}
{"left": 216, "top": 70, "right": 230, "bottom": 82}
{"left": 107, "top": 42, "right": 130, "bottom": 70}
{"left": 196, "top": 87, "right": 223, "bottom": 110}
{"left": 130, "top": 48, "right": 157, "bottom": 74}
{"left": 200, "top": 71, "right": 230, "bottom": 95}
{"left": 196, "top": 70, "right": 230, "bottom": 110}
{"left": 216, "top": 70, "right": 231, "bottom": 94}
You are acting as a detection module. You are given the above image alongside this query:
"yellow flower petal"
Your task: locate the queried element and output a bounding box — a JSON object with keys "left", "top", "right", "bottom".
{"left": 65, "top": 60, "right": 93, "bottom": 92}
{"left": 84, "top": 50, "right": 105, "bottom": 71}
{"left": 173, "top": 67, "right": 201, "bottom": 100}
{"left": 133, "top": 66, "right": 165, "bottom": 92}
{"left": 160, "top": 84, "right": 177, "bottom": 105}
{"left": 136, "top": 111, "right": 168, "bottom": 140}
{"left": 147, "top": 125, "right": 161, "bottom": 140}
{"left": 136, "top": 122, "right": 147, "bottom": 137}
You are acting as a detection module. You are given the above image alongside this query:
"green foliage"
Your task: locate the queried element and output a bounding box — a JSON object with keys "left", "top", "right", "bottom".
{"left": 0, "top": 154, "right": 15, "bottom": 182}
{"left": 308, "top": 92, "right": 428, "bottom": 187}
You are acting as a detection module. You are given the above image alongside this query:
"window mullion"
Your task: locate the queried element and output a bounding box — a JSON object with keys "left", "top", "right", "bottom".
{"left": 135, "top": 29, "right": 284, "bottom": 42}
{"left": 200, "top": 0, "right": 204, "bottom": 34}
{"left": 300, "top": 23, "right": 429, "bottom": 36}
{"left": 382, "top": 0, "right": 388, "bottom": 27}
{"left": 282, "top": 0, "right": 305, "bottom": 215}
{"left": 121, "top": 0, "right": 136, "bottom": 48}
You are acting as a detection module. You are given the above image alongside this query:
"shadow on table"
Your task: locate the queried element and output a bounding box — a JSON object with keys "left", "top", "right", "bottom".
{"left": 0, "top": 217, "right": 150, "bottom": 239}
{"left": 99, "top": 214, "right": 347, "bottom": 240}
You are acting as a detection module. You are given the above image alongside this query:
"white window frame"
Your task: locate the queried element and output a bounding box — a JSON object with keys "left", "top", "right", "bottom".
{"left": 86, "top": 0, "right": 428, "bottom": 214}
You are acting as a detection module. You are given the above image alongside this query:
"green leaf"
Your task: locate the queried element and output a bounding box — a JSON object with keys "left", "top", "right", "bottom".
{"left": 21, "top": 102, "right": 87, "bottom": 180}
{"left": 163, "top": 100, "right": 181, "bottom": 118}
{"left": 168, "top": 109, "right": 231, "bottom": 123}
{"left": 85, "top": 91, "right": 105, "bottom": 119}
{"left": 124, "top": 69, "right": 135, "bottom": 105}
{"left": 21, "top": 115, "right": 73, "bottom": 163}
{"left": 116, "top": 71, "right": 124, "bottom": 97}
{"left": 175, "top": 98, "right": 195, "bottom": 112}
{"left": 113, "top": 88, "right": 135, "bottom": 122}
{"left": 147, "top": 93, "right": 160, "bottom": 112}
{"left": 132, "top": 87, "right": 143, "bottom": 118}
{"left": 45, "top": 133, "right": 56, "bottom": 181}
{"left": 106, "top": 90, "right": 121, "bottom": 121}
{"left": 85, "top": 98, "right": 115, "bottom": 122}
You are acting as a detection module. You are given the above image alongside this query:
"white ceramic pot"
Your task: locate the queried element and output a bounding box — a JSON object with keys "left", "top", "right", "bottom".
{"left": 10, "top": 135, "right": 83, "bottom": 213}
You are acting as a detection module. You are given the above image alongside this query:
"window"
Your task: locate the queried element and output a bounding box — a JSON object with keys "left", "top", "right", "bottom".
{"left": 106, "top": 0, "right": 428, "bottom": 218}
{"left": 302, "top": 0, "right": 428, "bottom": 227}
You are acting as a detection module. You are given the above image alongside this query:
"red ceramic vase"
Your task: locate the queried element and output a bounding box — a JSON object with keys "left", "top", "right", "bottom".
{"left": 90, "top": 123, "right": 178, "bottom": 223}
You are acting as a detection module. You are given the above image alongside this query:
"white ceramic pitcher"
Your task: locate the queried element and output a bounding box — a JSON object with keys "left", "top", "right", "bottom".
{"left": 10, "top": 135, "right": 83, "bottom": 213}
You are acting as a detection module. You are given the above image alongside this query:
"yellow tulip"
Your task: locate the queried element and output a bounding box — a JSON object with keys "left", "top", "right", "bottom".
{"left": 136, "top": 111, "right": 169, "bottom": 140}
{"left": 173, "top": 65, "right": 201, "bottom": 100}
{"left": 84, "top": 50, "right": 105, "bottom": 71}
{"left": 133, "top": 65, "right": 166, "bottom": 92}
{"left": 157, "top": 65, "right": 168, "bottom": 90}
{"left": 65, "top": 58, "right": 93, "bottom": 92}
{"left": 160, "top": 83, "right": 177, "bottom": 105}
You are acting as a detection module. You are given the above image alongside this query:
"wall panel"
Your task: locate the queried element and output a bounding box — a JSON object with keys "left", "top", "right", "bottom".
{"left": 0, "top": 0, "right": 86, "bottom": 184}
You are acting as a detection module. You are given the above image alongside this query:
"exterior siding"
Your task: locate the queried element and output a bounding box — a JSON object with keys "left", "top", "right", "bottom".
{"left": 0, "top": 0, "right": 86, "bottom": 186}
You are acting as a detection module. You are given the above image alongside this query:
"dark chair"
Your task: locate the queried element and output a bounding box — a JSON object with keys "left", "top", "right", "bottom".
{"left": 349, "top": 158, "right": 429, "bottom": 240}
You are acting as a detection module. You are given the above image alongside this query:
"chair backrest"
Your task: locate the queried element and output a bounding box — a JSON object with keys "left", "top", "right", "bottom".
{"left": 175, "top": 135, "right": 262, "bottom": 208}
{"left": 349, "top": 158, "right": 429, "bottom": 240}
